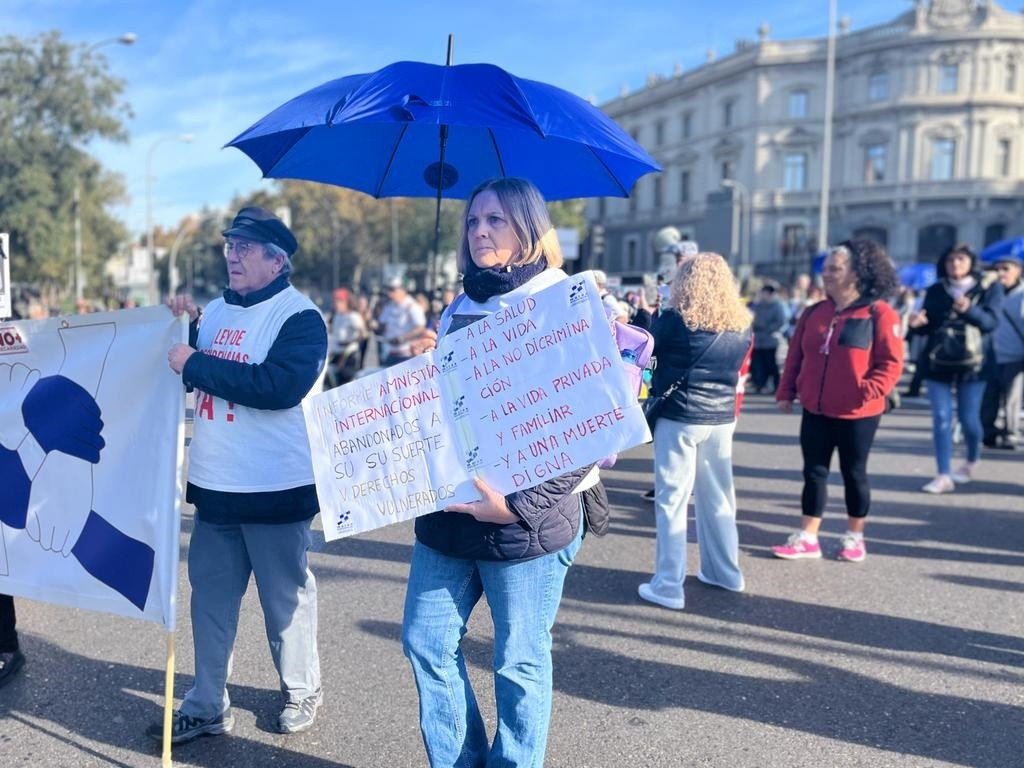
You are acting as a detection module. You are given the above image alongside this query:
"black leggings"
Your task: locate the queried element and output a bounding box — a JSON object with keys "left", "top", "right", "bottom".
{"left": 800, "top": 411, "right": 881, "bottom": 519}
{"left": 0, "top": 594, "right": 17, "bottom": 653}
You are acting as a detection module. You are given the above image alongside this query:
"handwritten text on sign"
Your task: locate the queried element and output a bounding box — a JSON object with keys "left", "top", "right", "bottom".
{"left": 303, "top": 272, "right": 649, "bottom": 541}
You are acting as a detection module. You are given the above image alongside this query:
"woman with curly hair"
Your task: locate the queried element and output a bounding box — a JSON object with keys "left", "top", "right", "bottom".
{"left": 639, "top": 252, "right": 753, "bottom": 610}
{"left": 773, "top": 239, "right": 903, "bottom": 563}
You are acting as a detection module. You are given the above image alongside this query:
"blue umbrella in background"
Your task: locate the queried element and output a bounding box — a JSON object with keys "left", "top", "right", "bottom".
{"left": 227, "top": 41, "right": 660, "bottom": 261}
{"left": 899, "top": 263, "right": 937, "bottom": 290}
{"left": 979, "top": 236, "right": 1024, "bottom": 263}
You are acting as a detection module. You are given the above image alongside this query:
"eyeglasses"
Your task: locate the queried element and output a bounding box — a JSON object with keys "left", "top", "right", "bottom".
{"left": 996, "top": 264, "right": 1018, "bottom": 271}
{"left": 223, "top": 240, "right": 260, "bottom": 257}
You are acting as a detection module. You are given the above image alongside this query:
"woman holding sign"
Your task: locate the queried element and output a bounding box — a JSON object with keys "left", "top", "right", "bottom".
{"left": 402, "top": 177, "right": 605, "bottom": 768}
{"left": 639, "top": 252, "right": 753, "bottom": 610}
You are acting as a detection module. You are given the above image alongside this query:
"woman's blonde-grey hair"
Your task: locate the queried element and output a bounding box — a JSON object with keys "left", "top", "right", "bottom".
{"left": 669, "top": 252, "right": 752, "bottom": 333}
{"left": 457, "top": 177, "right": 563, "bottom": 272}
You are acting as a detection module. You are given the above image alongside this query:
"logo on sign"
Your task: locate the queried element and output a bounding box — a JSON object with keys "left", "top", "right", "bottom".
{"left": 452, "top": 394, "right": 469, "bottom": 420}
{"left": 465, "top": 445, "right": 483, "bottom": 470}
{"left": 335, "top": 508, "right": 354, "bottom": 534}
{"left": 440, "top": 349, "right": 458, "bottom": 373}
{"left": 0, "top": 326, "right": 28, "bottom": 355}
{"left": 569, "top": 281, "right": 588, "bottom": 306}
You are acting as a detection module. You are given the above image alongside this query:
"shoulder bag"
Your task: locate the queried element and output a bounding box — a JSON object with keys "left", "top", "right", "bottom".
{"left": 928, "top": 309, "right": 983, "bottom": 374}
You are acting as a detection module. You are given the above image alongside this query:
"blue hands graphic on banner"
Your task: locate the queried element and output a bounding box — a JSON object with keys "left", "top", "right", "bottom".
{"left": 22, "top": 375, "right": 105, "bottom": 463}
{"left": 0, "top": 371, "right": 154, "bottom": 611}
{"left": 0, "top": 446, "right": 30, "bottom": 529}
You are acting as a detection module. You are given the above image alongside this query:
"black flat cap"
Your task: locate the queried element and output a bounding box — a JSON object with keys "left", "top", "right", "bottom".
{"left": 222, "top": 206, "right": 298, "bottom": 256}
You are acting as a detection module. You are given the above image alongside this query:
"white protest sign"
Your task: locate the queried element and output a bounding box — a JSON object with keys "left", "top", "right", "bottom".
{"left": 304, "top": 271, "right": 650, "bottom": 541}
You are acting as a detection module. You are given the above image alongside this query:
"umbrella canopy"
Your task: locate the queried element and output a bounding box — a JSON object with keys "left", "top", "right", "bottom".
{"left": 979, "top": 236, "right": 1024, "bottom": 263}
{"left": 899, "top": 263, "right": 937, "bottom": 290}
{"left": 226, "top": 60, "right": 660, "bottom": 202}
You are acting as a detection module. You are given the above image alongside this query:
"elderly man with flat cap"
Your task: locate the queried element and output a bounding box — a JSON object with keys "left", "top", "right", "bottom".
{"left": 148, "top": 206, "right": 328, "bottom": 744}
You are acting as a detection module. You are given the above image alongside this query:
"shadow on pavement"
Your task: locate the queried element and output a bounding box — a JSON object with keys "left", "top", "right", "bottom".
{"left": 358, "top": 615, "right": 1020, "bottom": 768}
{"left": 0, "top": 638, "right": 355, "bottom": 768}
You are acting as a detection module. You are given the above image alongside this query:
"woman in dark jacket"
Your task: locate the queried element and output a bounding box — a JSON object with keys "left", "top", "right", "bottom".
{"left": 908, "top": 244, "right": 1002, "bottom": 493}
{"left": 402, "top": 178, "right": 600, "bottom": 767}
{"left": 774, "top": 239, "right": 903, "bottom": 562}
{"left": 638, "top": 252, "right": 753, "bottom": 611}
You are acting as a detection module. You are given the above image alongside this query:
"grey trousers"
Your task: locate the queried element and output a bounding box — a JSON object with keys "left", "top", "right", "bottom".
{"left": 649, "top": 419, "right": 744, "bottom": 605}
{"left": 180, "top": 518, "right": 321, "bottom": 719}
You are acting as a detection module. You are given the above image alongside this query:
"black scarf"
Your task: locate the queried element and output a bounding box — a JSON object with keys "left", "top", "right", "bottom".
{"left": 461, "top": 257, "right": 548, "bottom": 302}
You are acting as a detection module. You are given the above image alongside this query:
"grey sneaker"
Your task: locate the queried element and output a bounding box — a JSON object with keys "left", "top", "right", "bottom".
{"left": 278, "top": 689, "right": 322, "bottom": 734}
{"left": 146, "top": 709, "right": 234, "bottom": 744}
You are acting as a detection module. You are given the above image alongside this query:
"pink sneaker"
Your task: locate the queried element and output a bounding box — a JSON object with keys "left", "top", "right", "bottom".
{"left": 837, "top": 534, "right": 866, "bottom": 563}
{"left": 772, "top": 533, "right": 822, "bottom": 560}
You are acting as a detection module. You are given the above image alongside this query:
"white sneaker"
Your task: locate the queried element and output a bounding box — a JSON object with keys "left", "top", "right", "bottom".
{"left": 922, "top": 474, "right": 955, "bottom": 494}
{"left": 950, "top": 462, "right": 975, "bottom": 484}
{"left": 638, "top": 582, "right": 685, "bottom": 610}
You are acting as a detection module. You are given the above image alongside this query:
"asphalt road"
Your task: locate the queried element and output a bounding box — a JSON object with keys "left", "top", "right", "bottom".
{"left": 2, "top": 394, "right": 1022, "bottom": 767}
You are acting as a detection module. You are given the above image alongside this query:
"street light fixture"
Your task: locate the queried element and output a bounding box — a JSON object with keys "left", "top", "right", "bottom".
{"left": 146, "top": 133, "right": 194, "bottom": 304}
{"left": 721, "top": 178, "right": 751, "bottom": 273}
{"left": 73, "top": 32, "right": 137, "bottom": 304}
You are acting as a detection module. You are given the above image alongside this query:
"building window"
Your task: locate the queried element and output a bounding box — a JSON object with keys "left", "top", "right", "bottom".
{"left": 917, "top": 224, "right": 956, "bottom": 263}
{"left": 720, "top": 159, "right": 735, "bottom": 181}
{"left": 789, "top": 90, "right": 808, "bottom": 118}
{"left": 781, "top": 223, "right": 811, "bottom": 264}
{"left": 626, "top": 238, "right": 638, "bottom": 271}
{"left": 938, "top": 63, "right": 959, "bottom": 94}
{"left": 723, "top": 100, "right": 734, "bottom": 128}
{"left": 655, "top": 120, "right": 665, "bottom": 146}
{"left": 1007, "top": 62, "right": 1018, "bottom": 92}
{"left": 652, "top": 175, "right": 663, "bottom": 208}
{"left": 865, "top": 144, "right": 887, "bottom": 184}
{"left": 680, "top": 170, "right": 691, "bottom": 204}
{"left": 985, "top": 223, "right": 1007, "bottom": 246}
{"left": 868, "top": 72, "right": 889, "bottom": 102}
{"left": 784, "top": 153, "right": 807, "bottom": 191}
{"left": 682, "top": 112, "right": 693, "bottom": 139}
{"left": 930, "top": 138, "right": 956, "bottom": 180}
{"left": 629, "top": 181, "right": 638, "bottom": 213}
{"left": 997, "top": 138, "right": 1011, "bottom": 177}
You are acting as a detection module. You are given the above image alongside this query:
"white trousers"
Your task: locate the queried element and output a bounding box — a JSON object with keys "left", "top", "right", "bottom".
{"left": 649, "top": 419, "right": 744, "bottom": 604}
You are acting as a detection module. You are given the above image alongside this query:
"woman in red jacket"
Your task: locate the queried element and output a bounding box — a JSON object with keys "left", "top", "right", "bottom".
{"left": 773, "top": 239, "right": 903, "bottom": 563}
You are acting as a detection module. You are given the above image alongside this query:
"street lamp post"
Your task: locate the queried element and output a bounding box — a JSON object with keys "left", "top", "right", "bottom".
{"left": 721, "top": 178, "right": 751, "bottom": 273}
{"left": 146, "top": 133, "right": 194, "bottom": 305}
{"left": 74, "top": 32, "right": 136, "bottom": 304}
{"left": 818, "top": 0, "right": 838, "bottom": 251}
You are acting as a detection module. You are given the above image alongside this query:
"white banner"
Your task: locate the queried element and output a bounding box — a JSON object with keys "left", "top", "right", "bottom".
{"left": 0, "top": 306, "right": 186, "bottom": 628}
{"left": 305, "top": 272, "right": 650, "bottom": 541}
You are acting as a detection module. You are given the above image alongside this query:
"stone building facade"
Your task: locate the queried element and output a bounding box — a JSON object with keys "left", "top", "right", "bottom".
{"left": 589, "top": 0, "right": 1024, "bottom": 282}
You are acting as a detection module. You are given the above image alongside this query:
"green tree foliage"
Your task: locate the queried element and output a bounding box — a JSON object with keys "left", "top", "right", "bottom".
{"left": 0, "top": 31, "right": 131, "bottom": 300}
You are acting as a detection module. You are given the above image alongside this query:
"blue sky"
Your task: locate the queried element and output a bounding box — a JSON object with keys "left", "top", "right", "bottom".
{"left": 4, "top": 0, "right": 902, "bottom": 238}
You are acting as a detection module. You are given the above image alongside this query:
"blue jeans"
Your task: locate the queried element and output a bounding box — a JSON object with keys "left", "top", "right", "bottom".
{"left": 402, "top": 507, "right": 583, "bottom": 768}
{"left": 926, "top": 378, "right": 986, "bottom": 475}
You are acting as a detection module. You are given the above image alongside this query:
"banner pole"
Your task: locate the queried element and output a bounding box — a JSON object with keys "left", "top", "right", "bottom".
{"left": 162, "top": 630, "right": 175, "bottom": 767}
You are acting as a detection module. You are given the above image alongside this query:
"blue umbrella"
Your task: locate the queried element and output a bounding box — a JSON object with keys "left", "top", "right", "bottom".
{"left": 226, "top": 55, "right": 660, "bottom": 260}
{"left": 899, "top": 263, "right": 936, "bottom": 290}
{"left": 979, "top": 236, "right": 1024, "bottom": 263}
